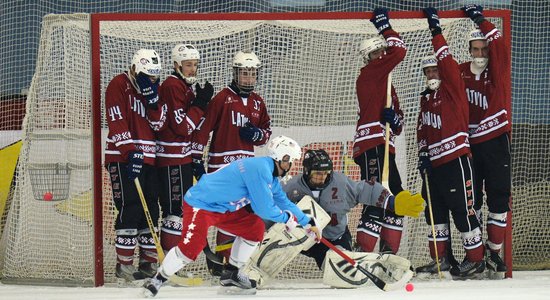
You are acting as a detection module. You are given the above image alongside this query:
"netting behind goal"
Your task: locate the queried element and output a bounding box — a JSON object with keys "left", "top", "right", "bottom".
{"left": 0, "top": 12, "right": 510, "bottom": 286}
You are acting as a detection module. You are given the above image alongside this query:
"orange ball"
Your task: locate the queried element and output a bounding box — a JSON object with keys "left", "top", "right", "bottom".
{"left": 405, "top": 283, "right": 414, "bottom": 292}
{"left": 43, "top": 192, "right": 53, "bottom": 201}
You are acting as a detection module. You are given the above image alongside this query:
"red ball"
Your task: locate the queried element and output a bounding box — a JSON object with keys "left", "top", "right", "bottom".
{"left": 43, "top": 192, "right": 53, "bottom": 201}
{"left": 405, "top": 283, "right": 414, "bottom": 292}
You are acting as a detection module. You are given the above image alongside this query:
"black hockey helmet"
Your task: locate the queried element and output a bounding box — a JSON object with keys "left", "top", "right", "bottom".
{"left": 302, "top": 149, "right": 333, "bottom": 189}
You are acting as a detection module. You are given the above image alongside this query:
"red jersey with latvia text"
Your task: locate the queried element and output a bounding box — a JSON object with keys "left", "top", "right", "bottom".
{"left": 104, "top": 73, "right": 166, "bottom": 166}
{"left": 459, "top": 20, "right": 511, "bottom": 144}
{"left": 417, "top": 34, "right": 470, "bottom": 168}
{"left": 191, "top": 86, "right": 271, "bottom": 172}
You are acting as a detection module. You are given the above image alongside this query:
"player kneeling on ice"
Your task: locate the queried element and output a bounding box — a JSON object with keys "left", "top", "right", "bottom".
{"left": 242, "top": 149, "right": 425, "bottom": 289}
{"left": 142, "top": 136, "right": 321, "bottom": 297}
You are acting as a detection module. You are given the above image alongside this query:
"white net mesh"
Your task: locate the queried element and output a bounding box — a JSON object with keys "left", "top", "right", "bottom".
{"left": 0, "top": 13, "right": 516, "bottom": 286}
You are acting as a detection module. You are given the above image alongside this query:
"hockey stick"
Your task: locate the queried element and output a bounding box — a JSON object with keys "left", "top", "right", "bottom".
{"left": 381, "top": 72, "right": 392, "bottom": 189}
{"left": 134, "top": 178, "right": 202, "bottom": 286}
{"left": 320, "top": 237, "right": 387, "bottom": 291}
{"left": 423, "top": 172, "right": 443, "bottom": 279}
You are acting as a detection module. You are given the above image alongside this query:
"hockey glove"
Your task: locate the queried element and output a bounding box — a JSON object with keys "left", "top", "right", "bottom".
{"left": 423, "top": 7, "right": 442, "bottom": 36}
{"left": 304, "top": 215, "right": 322, "bottom": 243}
{"left": 462, "top": 4, "right": 485, "bottom": 24}
{"left": 135, "top": 72, "right": 160, "bottom": 109}
{"left": 192, "top": 81, "right": 214, "bottom": 111}
{"left": 417, "top": 151, "right": 432, "bottom": 176}
{"left": 284, "top": 210, "right": 299, "bottom": 232}
{"left": 239, "top": 122, "right": 264, "bottom": 143}
{"left": 370, "top": 7, "right": 391, "bottom": 34}
{"left": 192, "top": 158, "right": 206, "bottom": 181}
{"left": 382, "top": 107, "right": 401, "bottom": 131}
{"left": 127, "top": 151, "right": 144, "bottom": 181}
{"left": 392, "top": 190, "right": 425, "bottom": 218}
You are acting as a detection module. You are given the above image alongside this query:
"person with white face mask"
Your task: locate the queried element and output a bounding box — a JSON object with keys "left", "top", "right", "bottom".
{"left": 459, "top": 4, "right": 511, "bottom": 280}
{"left": 415, "top": 7, "right": 485, "bottom": 280}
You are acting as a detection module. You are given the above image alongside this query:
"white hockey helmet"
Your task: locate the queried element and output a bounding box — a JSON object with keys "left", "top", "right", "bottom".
{"left": 131, "top": 49, "right": 161, "bottom": 77}
{"left": 468, "top": 29, "right": 486, "bottom": 43}
{"left": 267, "top": 135, "right": 302, "bottom": 163}
{"left": 359, "top": 36, "right": 387, "bottom": 63}
{"left": 232, "top": 51, "right": 261, "bottom": 69}
{"left": 421, "top": 55, "right": 441, "bottom": 91}
{"left": 421, "top": 55, "right": 438, "bottom": 70}
{"left": 172, "top": 44, "right": 200, "bottom": 84}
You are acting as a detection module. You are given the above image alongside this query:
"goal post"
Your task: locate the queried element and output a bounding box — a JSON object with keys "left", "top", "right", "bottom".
{"left": 1, "top": 10, "right": 512, "bottom": 287}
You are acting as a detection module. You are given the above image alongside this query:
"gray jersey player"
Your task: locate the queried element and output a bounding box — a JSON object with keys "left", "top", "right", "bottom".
{"left": 282, "top": 149, "right": 422, "bottom": 268}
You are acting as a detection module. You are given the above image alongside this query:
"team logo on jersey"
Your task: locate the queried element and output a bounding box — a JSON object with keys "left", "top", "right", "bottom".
{"left": 466, "top": 88, "right": 488, "bottom": 110}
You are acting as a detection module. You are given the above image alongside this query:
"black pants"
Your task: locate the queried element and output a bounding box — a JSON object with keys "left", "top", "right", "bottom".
{"left": 158, "top": 163, "right": 193, "bottom": 218}
{"left": 471, "top": 134, "right": 511, "bottom": 213}
{"left": 301, "top": 228, "right": 353, "bottom": 270}
{"left": 421, "top": 155, "right": 480, "bottom": 233}
{"left": 107, "top": 163, "right": 159, "bottom": 231}
{"left": 354, "top": 144, "right": 403, "bottom": 194}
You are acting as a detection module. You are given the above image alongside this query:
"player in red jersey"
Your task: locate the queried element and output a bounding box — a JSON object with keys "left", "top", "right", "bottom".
{"left": 104, "top": 49, "right": 166, "bottom": 281}
{"left": 353, "top": 7, "right": 407, "bottom": 255}
{"left": 459, "top": 4, "right": 511, "bottom": 279}
{"left": 191, "top": 50, "right": 272, "bottom": 271}
{"left": 155, "top": 44, "right": 214, "bottom": 262}
{"left": 414, "top": 8, "right": 484, "bottom": 279}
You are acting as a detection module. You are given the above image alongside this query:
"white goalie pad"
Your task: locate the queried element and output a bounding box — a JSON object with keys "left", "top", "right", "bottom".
{"left": 323, "top": 250, "right": 413, "bottom": 290}
{"left": 243, "top": 196, "right": 330, "bottom": 286}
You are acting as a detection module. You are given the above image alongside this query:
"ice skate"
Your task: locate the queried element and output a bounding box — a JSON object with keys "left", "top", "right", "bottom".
{"left": 414, "top": 257, "right": 452, "bottom": 280}
{"left": 116, "top": 263, "right": 146, "bottom": 286}
{"left": 486, "top": 249, "right": 507, "bottom": 280}
{"left": 142, "top": 275, "right": 165, "bottom": 298}
{"left": 219, "top": 268, "right": 257, "bottom": 295}
{"left": 450, "top": 259, "right": 485, "bottom": 279}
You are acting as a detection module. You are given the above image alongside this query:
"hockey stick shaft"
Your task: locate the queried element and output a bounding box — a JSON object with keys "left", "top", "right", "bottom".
{"left": 320, "top": 237, "right": 387, "bottom": 291}
{"left": 135, "top": 178, "right": 204, "bottom": 286}
{"left": 134, "top": 178, "right": 165, "bottom": 262}
{"left": 423, "top": 172, "right": 442, "bottom": 279}
{"left": 381, "top": 72, "right": 392, "bottom": 189}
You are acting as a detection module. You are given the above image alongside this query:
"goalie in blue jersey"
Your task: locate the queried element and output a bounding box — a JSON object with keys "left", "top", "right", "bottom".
{"left": 143, "top": 135, "right": 321, "bottom": 297}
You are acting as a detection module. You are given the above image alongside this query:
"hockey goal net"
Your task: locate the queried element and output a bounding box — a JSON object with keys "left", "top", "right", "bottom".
{"left": 0, "top": 11, "right": 511, "bottom": 286}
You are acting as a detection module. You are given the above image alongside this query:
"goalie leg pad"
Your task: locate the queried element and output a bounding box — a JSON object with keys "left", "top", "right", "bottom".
{"left": 323, "top": 250, "right": 412, "bottom": 289}
{"left": 242, "top": 196, "right": 330, "bottom": 286}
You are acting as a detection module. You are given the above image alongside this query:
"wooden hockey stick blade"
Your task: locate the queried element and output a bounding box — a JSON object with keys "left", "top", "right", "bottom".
{"left": 320, "top": 237, "right": 387, "bottom": 291}
{"left": 203, "top": 242, "right": 224, "bottom": 265}
{"left": 168, "top": 274, "right": 203, "bottom": 286}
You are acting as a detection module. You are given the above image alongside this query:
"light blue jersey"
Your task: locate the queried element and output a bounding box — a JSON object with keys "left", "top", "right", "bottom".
{"left": 184, "top": 157, "right": 310, "bottom": 226}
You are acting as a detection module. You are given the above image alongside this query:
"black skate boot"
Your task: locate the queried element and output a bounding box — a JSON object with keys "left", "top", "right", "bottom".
{"left": 450, "top": 259, "right": 485, "bottom": 279}
{"left": 219, "top": 265, "right": 257, "bottom": 295}
{"left": 486, "top": 249, "right": 507, "bottom": 279}
{"left": 415, "top": 257, "right": 451, "bottom": 279}
{"left": 138, "top": 262, "right": 158, "bottom": 278}
{"left": 142, "top": 274, "right": 167, "bottom": 298}
{"left": 116, "top": 263, "right": 146, "bottom": 284}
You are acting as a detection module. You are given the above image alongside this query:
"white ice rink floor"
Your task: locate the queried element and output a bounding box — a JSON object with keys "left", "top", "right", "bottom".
{"left": 1, "top": 270, "right": 549, "bottom": 300}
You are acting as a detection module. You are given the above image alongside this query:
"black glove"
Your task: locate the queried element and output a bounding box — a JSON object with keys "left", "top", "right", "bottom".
{"left": 192, "top": 158, "right": 206, "bottom": 181}
{"left": 239, "top": 122, "right": 264, "bottom": 142}
{"left": 370, "top": 7, "right": 391, "bottom": 34}
{"left": 462, "top": 4, "right": 485, "bottom": 25}
{"left": 193, "top": 81, "right": 214, "bottom": 111}
{"left": 127, "top": 151, "right": 144, "bottom": 180}
{"left": 135, "top": 72, "right": 159, "bottom": 109}
{"left": 423, "top": 7, "right": 442, "bottom": 37}
{"left": 417, "top": 151, "right": 432, "bottom": 176}
{"left": 382, "top": 107, "right": 401, "bottom": 131}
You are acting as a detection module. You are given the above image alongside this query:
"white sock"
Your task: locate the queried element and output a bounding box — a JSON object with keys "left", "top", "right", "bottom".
{"left": 229, "top": 236, "right": 259, "bottom": 269}
{"left": 158, "top": 247, "right": 192, "bottom": 278}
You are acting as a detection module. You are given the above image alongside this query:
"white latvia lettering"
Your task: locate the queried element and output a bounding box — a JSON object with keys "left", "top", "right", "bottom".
{"left": 422, "top": 111, "right": 442, "bottom": 129}
{"left": 466, "top": 88, "right": 488, "bottom": 110}
{"left": 231, "top": 111, "right": 249, "bottom": 127}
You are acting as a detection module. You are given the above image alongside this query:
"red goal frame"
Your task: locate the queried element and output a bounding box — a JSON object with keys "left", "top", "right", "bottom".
{"left": 90, "top": 10, "right": 512, "bottom": 286}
